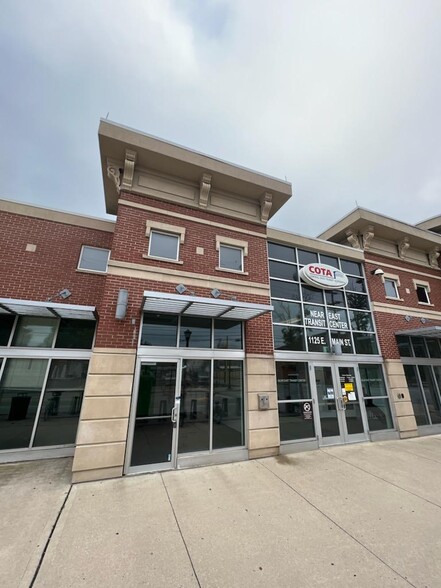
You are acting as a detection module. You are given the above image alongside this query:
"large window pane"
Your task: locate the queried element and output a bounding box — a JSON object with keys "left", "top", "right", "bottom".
{"left": 301, "top": 285, "right": 324, "bottom": 305}
{"left": 33, "top": 360, "right": 88, "bottom": 447}
{"left": 55, "top": 319, "right": 96, "bottom": 349}
{"left": 306, "top": 328, "right": 330, "bottom": 353}
{"left": 276, "top": 362, "right": 310, "bottom": 401}
{"left": 347, "top": 293, "right": 369, "bottom": 310}
{"left": 365, "top": 397, "right": 394, "bottom": 431}
{"left": 278, "top": 402, "right": 315, "bottom": 441}
{"left": 149, "top": 232, "right": 179, "bottom": 260}
{"left": 426, "top": 339, "right": 441, "bottom": 359}
{"left": 270, "top": 279, "right": 300, "bottom": 301}
{"left": 353, "top": 333, "right": 378, "bottom": 354}
{"left": 12, "top": 317, "right": 58, "bottom": 348}
{"left": 273, "top": 325, "right": 305, "bottom": 351}
{"left": 179, "top": 317, "right": 211, "bottom": 349}
{"left": 268, "top": 242, "right": 296, "bottom": 263}
{"left": 411, "top": 338, "right": 428, "bottom": 358}
{"left": 346, "top": 276, "right": 366, "bottom": 293}
{"left": 396, "top": 336, "right": 412, "bottom": 357}
{"left": 349, "top": 310, "right": 374, "bottom": 332}
{"left": 272, "top": 301, "right": 302, "bottom": 325}
{"left": 404, "top": 365, "right": 429, "bottom": 426}
{"left": 359, "top": 365, "right": 387, "bottom": 396}
{"left": 298, "top": 249, "right": 318, "bottom": 265}
{"left": 269, "top": 260, "right": 298, "bottom": 281}
{"left": 325, "top": 290, "right": 346, "bottom": 307}
{"left": 0, "top": 359, "right": 48, "bottom": 449}
{"left": 341, "top": 260, "right": 362, "bottom": 276}
{"left": 141, "top": 314, "right": 178, "bottom": 347}
{"left": 0, "top": 315, "right": 15, "bottom": 346}
{"left": 214, "top": 320, "right": 242, "bottom": 349}
{"left": 213, "top": 361, "right": 244, "bottom": 449}
{"left": 418, "top": 366, "right": 441, "bottom": 425}
{"left": 78, "top": 246, "right": 109, "bottom": 272}
{"left": 179, "top": 360, "right": 211, "bottom": 454}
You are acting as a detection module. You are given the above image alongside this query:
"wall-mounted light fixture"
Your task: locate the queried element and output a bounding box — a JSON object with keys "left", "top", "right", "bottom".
{"left": 370, "top": 268, "right": 384, "bottom": 276}
{"left": 332, "top": 343, "right": 343, "bottom": 355}
{"left": 211, "top": 288, "right": 221, "bottom": 298}
{"left": 175, "top": 284, "right": 187, "bottom": 294}
{"left": 115, "top": 289, "right": 129, "bottom": 320}
{"left": 47, "top": 288, "right": 72, "bottom": 302}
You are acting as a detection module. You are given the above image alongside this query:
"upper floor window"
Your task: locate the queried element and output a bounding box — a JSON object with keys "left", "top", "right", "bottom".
{"left": 149, "top": 231, "right": 180, "bottom": 261}
{"left": 78, "top": 246, "right": 110, "bottom": 273}
{"left": 384, "top": 277, "right": 399, "bottom": 299}
{"left": 145, "top": 220, "right": 185, "bottom": 264}
{"left": 220, "top": 245, "right": 243, "bottom": 271}
{"left": 413, "top": 280, "right": 431, "bottom": 305}
{"left": 216, "top": 235, "right": 248, "bottom": 274}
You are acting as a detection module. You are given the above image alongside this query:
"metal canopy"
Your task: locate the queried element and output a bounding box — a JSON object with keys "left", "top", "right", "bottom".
{"left": 142, "top": 291, "right": 272, "bottom": 321}
{"left": 0, "top": 298, "right": 96, "bottom": 321}
{"left": 396, "top": 326, "right": 441, "bottom": 339}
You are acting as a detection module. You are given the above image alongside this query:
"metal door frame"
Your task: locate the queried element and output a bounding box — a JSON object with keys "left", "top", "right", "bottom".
{"left": 310, "top": 362, "right": 369, "bottom": 446}
{"left": 125, "top": 357, "right": 183, "bottom": 475}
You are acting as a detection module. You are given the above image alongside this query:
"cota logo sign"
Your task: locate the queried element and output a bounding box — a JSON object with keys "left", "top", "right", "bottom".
{"left": 299, "top": 263, "right": 348, "bottom": 290}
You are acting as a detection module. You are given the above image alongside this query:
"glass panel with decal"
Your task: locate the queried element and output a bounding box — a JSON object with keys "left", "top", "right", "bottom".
{"left": 338, "top": 367, "right": 364, "bottom": 434}
{"left": 314, "top": 366, "right": 340, "bottom": 437}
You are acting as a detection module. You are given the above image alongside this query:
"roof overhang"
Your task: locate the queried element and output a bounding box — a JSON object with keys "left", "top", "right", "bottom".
{"left": 318, "top": 208, "right": 441, "bottom": 251}
{"left": 396, "top": 326, "right": 441, "bottom": 339}
{"left": 142, "top": 291, "right": 272, "bottom": 321}
{"left": 0, "top": 299, "right": 96, "bottom": 321}
{"left": 99, "top": 119, "right": 292, "bottom": 217}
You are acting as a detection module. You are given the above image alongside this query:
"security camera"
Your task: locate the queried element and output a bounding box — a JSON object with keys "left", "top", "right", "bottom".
{"left": 371, "top": 268, "right": 384, "bottom": 276}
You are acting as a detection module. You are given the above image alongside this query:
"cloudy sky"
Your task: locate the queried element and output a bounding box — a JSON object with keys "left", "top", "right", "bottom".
{"left": 1, "top": 0, "right": 440, "bottom": 236}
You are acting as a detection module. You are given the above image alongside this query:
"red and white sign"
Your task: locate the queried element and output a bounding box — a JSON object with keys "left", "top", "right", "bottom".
{"left": 299, "top": 263, "right": 348, "bottom": 290}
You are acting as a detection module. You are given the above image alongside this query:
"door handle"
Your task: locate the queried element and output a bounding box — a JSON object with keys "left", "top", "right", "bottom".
{"left": 171, "top": 406, "right": 177, "bottom": 423}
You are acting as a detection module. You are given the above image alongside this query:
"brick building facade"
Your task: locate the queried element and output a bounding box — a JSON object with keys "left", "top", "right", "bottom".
{"left": 1, "top": 121, "right": 440, "bottom": 482}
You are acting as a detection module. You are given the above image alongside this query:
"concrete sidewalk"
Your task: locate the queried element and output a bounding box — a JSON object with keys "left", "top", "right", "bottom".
{"left": 2, "top": 436, "right": 441, "bottom": 587}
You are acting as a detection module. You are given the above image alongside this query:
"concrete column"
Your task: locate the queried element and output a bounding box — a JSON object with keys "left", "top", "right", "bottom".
{"left": 246, "top": 354, "right": 280, "bottom": 459}
{"left": 384, "top": 359, "right": 418, "bottom": 439}
{"left": 72, "top": 348, "right": 136, "bottom": 483}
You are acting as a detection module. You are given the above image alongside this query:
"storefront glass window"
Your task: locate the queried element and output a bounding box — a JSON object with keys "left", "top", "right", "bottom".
{"left": 212, "top": 360, "right": 244, "bottom": 449}
{"left": 179, "top": 318, "right": 211, "bottom": 349}
{"left": 353, "top": 333, "right": 378, "bottom": 355}
{"left": 0, "top": 315, "right": 15, "bottom": 346}
{"left": 141, "top": 314, "right": 178, "bottom": 347}
{"left": 269, "top": 260, "right": 298, "bottom": 281}
{"left": 298, "top": 249, "right": 318, "bottom": 265}
{"left": 268, "top": 242, "right": 296, "bottom": 263}
{"left": 270, "top": 279, "right": 300, "bottom": 301}
{"left": 33, "top": 360, "right": 88, "bottom": 446}
{"left": 55, "top": 319, "right": 96, "bottom": 349}
{"left": 404, "top": 365, "right": 430, "bottom": 426}
{"left": 272, "top": 301, "right": 302, "bottom": 325}
{"left": 179, "top": 360, "right": 211, "bottom": 453}
{"left": 12, "top": 317, "right": 58, "bottom": 348}
{"left": 359, "top": 364, "right": 394, "bottom": 430}
{"left": 273, "top": 325, "right": 306, "bottom": 351}
{"left": 0, "top": 359, "right": 49, "bottom": 449}
{"left": 213, "top": 320, "right": 242, "bottom": 349}
{"left": 412, "top": 338, "right": 428, "bottom": 358}
{"left": 276, "top": 362, "right": 315, "bottom": 441}
{"left": 396, "top": 336, "right": 412, "bottom": 357}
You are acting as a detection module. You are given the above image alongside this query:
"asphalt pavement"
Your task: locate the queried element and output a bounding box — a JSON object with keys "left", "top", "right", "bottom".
{"left": 2, "top": 435, "right": 441, "bottom": 587}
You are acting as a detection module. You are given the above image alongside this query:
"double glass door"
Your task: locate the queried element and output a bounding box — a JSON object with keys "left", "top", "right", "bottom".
{"left": 312, "top": 364, "right": 368, "bottom": 445}
{"left": 128, "top": 358, "right": 245, "bottom": 472}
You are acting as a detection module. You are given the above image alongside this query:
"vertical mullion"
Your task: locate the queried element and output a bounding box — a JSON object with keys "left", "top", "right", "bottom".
{"left": 29, "top": 358, "right": 53, "bottom": 448}
{"left": 209, "top": 359, "right": 214, "bottom": 452}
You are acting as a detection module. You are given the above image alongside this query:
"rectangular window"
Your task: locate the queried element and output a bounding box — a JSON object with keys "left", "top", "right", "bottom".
{"left": 148, "top": 231, "right": 180, "bottom": 261}
{"left": 384, "top": 278, "right": 399, "bottom": 298}
{"left": 276, "top": 362, "right": 315, "bottom": 441}
{"left": 78, "top": 246, "right": 110, "bottom": 273}
{"left": 416, "top": 285, "right": 430, "bottom": 304}
{"left": 219, "top": 244, "right": 243, "bottom": 272}
{"left": 12, "top": 317, "right": 58, "bottom": 348}
{"left": 359, "top": 364, "right": 394, "bottom": 431}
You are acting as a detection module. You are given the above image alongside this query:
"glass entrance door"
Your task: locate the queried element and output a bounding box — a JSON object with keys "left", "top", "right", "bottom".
{"left": 312, "top": 364, "right": 368, "bottom": 446}
{"left": 129, "top": 361, "right": 180, "bottom": 470}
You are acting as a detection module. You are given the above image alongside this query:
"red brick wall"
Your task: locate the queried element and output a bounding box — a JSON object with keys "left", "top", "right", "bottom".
{"left": 365, "top": 255, "right": 441, "bottom": 311}
{"left": 364, "top": 254, "right": 441, "bottom": 360}
{"left": 0, "top": 211, "right": 113, "bottom": 308}
{"left": 94, "top": 275, "right": 273, "bottom": 353}
{"left": 112, "top": 193, "right": 269, "bottom": 286}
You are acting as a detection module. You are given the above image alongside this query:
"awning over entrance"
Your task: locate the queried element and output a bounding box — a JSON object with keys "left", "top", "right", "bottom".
{"left": 142, "top": 291, "right": 272, "bottom": 321}
{"left": 396, "top": 326, "right": 441, "bottom": 339}
{"left": 0, "top": 298, "right": 96, "bottom": 320}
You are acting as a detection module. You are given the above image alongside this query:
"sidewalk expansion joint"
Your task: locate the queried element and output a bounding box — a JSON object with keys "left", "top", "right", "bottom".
{"left": 258, "top": 460, "right": 417, "bottom": 588}
{"left": 321, "top": 449, "right": 441, "bottom": 510}
{"left": 160, "top": 473, "right": 202, "bottom": 588}
{"left": 29, "top": 484, "right": 73, "bottom": 588}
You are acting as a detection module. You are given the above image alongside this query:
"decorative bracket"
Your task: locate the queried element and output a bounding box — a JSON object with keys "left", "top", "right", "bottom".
{"left": 260, "top": 192, "right": 273, "bottom": 223}
{"left": 346, "top": 229, "right": 361, "bottom": 249}
{"left": 362, "top": 225, "right": 374, "bottom": 250}
{"left": 121, "top": 149, "right": 137, "bottom": 191}
{"left": 199, "top": 173, "right": 211, "bottom": 208}
{"left": 428, "top": 247, "right": 440, "bottom": 268}
{"left": 398, "top": 237, "right": 410, "bottom": 259}
{"left": 107, "top": 160, "right": 121, "bottom": 194}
